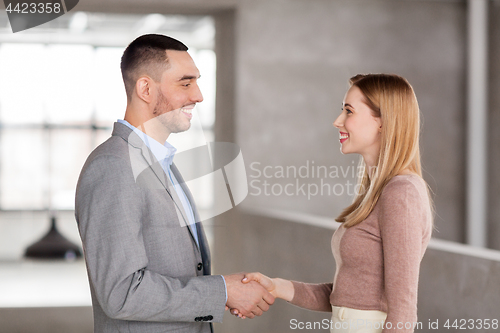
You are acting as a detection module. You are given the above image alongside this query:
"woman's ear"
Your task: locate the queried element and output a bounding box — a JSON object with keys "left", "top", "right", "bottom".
{"left": 375, "top": 117, "right": 382, "bottom": 133}
{"left": 135, "top": 76, "right": 154, "bottom": 104}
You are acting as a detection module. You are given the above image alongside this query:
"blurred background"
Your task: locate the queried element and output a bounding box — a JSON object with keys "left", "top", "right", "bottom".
{"left": 0, "top": 0, "right": 499, "bottom": 332}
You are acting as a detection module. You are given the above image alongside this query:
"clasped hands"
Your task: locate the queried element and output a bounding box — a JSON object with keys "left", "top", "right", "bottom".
{"left": 224, "top": 272, "right": 294, "bottom": 319}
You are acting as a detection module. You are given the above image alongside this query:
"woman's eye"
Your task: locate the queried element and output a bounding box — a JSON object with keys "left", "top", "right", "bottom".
{"left": 346, "top": 109, "right": 352, "bottom": 114}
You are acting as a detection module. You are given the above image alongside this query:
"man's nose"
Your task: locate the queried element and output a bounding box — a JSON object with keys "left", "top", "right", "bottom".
{"left": 191, "top": 84, "right": 203, "bottom": 103}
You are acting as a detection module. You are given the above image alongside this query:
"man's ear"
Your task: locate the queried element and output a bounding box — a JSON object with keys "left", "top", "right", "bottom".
{"left": 135, "top": 76, "right": 154, "bottom": 104}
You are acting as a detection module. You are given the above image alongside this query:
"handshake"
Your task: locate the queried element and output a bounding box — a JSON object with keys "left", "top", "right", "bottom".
{"left": 223, "top": 272, "right": 294, "bottom": 319}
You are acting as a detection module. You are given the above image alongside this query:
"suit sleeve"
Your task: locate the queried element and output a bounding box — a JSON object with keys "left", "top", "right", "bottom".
{"left": 378, "top": 181, "right": 429, "bottom": 333}
{"left": 75, "top": 154, "right": 226, "bottom": 323}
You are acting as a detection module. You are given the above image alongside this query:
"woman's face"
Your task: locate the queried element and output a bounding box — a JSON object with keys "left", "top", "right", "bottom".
{"left": 333, "top": 86, "right": 382, "bottom": 166}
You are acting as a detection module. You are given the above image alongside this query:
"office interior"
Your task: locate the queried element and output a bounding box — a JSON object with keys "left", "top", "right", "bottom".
{"left": 0, "top": 0, "right": 499, "bottom": 332}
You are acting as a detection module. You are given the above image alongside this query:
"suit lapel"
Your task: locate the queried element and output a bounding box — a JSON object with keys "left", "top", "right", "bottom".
{"left": 112, "top": 122, "right": 195, "bottom": 243}
{"left": 171, "top": 163, "right": 200, "bottom": 222}
{"left": 161, "top": 164, "right": 194, "bottom": 242}
{"left": 171, "top": 163, "right": 210, "bottom": 264}
{"left": 120, "top": 124, "right": 171, "bottom": 191}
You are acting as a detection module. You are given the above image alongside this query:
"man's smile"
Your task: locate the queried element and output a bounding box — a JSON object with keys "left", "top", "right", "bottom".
{"left": 180, "top": 106, "right": 194, "bottom": 119}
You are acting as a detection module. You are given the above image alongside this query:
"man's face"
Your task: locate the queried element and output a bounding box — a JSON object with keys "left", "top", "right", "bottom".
{"left": 153, "top": 50, "right": 203, "bottom": 135}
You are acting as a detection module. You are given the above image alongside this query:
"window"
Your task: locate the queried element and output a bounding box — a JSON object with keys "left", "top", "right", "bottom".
{"left": 0, "top": 12, "right": 216, "bottom": 211}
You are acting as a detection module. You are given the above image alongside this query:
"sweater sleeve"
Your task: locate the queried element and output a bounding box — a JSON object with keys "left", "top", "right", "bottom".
{"left": 289, "top": 281, "right": 333, "bottom": 312}
{"left": 378, "top": 180, "right": 429, "bottom": 333}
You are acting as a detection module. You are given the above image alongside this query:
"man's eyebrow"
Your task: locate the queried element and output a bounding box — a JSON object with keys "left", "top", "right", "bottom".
{"left": 178, "top": 74, "right": 201, "bottom": 81}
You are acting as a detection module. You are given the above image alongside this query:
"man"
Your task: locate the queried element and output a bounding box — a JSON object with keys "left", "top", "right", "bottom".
{"left": 75, "top": 34, "right": 273, "bottom": 333}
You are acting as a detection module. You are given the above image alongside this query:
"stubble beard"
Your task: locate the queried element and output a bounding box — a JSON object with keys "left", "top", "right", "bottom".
{"left": 154, "top": 88, "right": 191, "bottom": 134}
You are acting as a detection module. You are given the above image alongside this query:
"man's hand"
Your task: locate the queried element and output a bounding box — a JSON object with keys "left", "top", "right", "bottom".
{"left": 224, "top": 273, "right": 275, "bottom": 319}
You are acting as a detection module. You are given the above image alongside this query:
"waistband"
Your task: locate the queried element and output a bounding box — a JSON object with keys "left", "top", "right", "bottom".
{"left": 332, "top": 306, "right": 388, "bottom": 321}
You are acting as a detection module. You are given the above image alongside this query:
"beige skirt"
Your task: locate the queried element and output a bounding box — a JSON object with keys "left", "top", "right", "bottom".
{"left": 331, "top": 306, "right": 387, "bottom": 333}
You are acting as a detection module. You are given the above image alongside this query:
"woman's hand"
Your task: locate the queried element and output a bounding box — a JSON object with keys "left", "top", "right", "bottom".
{"left": 242, "top": 272, "right": 277, "bottom": 297}
{"left": 242, "top": 272, "right": 294, "bottom": 302}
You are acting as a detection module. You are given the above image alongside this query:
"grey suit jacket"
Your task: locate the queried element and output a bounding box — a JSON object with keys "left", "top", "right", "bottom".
{"left": 75, "top": 122, "right": 226, "bottom": 333}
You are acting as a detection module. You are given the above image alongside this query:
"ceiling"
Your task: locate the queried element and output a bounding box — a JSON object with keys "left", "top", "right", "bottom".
{"left": 0, "top": 10, "right": 214, "bottom": 49}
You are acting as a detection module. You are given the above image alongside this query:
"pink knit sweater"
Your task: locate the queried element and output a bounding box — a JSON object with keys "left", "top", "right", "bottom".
{"left": 290, "top": 175, "right": 433, "bottom": 333}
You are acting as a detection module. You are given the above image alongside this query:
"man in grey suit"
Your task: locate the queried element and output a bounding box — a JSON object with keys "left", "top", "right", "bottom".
{"left": 75, "top": 34, "right": 274, "bottom": 333}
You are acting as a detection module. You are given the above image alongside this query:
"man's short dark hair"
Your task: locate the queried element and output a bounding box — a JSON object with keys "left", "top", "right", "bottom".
{"left": 121, "top": 34, "right": 188, "bottom": 100}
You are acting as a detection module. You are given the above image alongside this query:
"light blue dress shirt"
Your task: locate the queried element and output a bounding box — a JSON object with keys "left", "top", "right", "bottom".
{"left": 117, "top": 119, "right": 199, "bottom": 245}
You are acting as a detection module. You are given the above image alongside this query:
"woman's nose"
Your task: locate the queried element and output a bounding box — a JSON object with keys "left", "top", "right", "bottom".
{"left": 333, "top": 113, "right": 344, "bottom": 129}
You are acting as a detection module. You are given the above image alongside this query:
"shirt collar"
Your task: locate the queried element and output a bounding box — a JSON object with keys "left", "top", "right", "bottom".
{"left": 117, "top": 119, "right": 177, "bottom": 166}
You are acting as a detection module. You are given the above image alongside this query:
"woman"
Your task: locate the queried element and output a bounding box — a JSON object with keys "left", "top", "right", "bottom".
{"left": 239, "top": 74, "right": 433, "bottom": 333}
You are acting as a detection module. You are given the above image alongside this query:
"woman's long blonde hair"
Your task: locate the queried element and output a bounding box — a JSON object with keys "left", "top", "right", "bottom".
{"left": 336, "top": 74, "right": 432, "bottom": 228}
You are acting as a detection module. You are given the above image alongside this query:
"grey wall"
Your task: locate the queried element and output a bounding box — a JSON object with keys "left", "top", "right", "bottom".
{"left": 213, "top": 209, "right": 500, "bottom": 333}
{"left": 418, "top": 241, "right": 500, "bottom": 330}
{"left": 0, "top": 307, "right": 93, "bottom": 333}
{"left": 233, "top": 0, "right": 467, "bottom": 244}
{"left": 489, "top": 1, "right": 500, "bottom": 250}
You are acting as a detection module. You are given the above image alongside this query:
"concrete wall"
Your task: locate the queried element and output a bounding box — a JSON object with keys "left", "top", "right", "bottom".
{"left": 233, "top": 0, "right": 467, "bottom": 244}
{"left": 419, "top": 239, "right": 500, "bottom": 329}
{"left": 488, "top": 1, "right": 500, "bottom": 250}
{"left": 213, "top": 208, "right": 500, "bottom": 333}
{"left": 0, "top": 307, "right": 93, "bottom": 333}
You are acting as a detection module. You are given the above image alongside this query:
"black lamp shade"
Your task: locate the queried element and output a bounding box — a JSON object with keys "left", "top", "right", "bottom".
{"left": 24, "top": 216, "right": 82, "bottom": 260}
